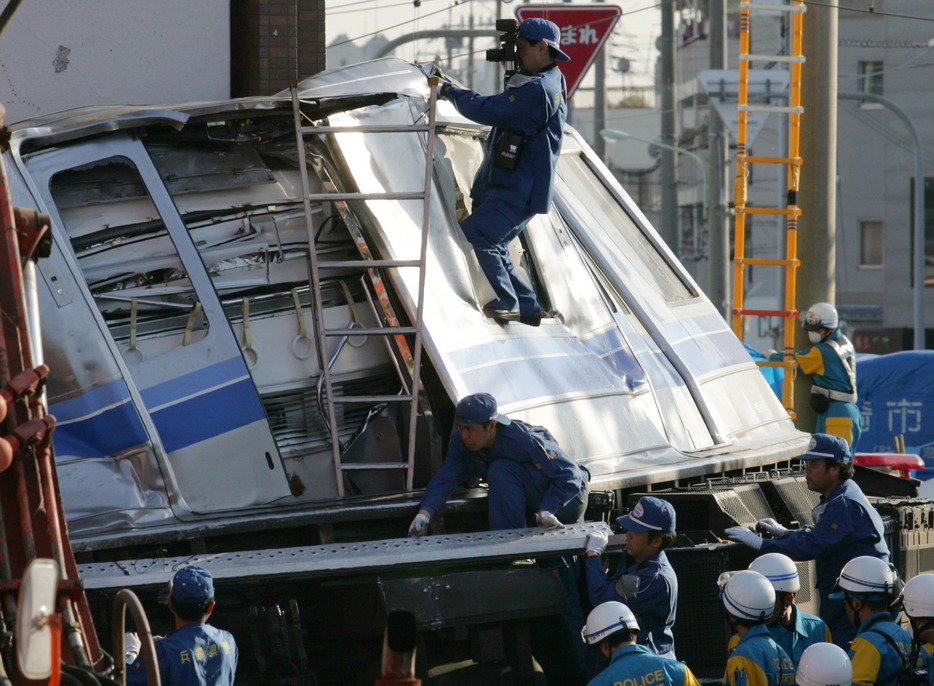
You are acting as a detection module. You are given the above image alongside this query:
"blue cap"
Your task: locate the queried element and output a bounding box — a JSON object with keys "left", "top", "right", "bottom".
{"left": 518, "top": 18, "right": 571, "bottom": 62}
{"left": 455, "top": 393, "right": 511, "bottom": 425}
{"left": 796, "top": 433, "right": 852, "bottom": 463}
{"left": 171, "top": 565, "right": 214, "bottom": 604}
{"left": 617, "top": 496, "right": 676, "bottom": 533}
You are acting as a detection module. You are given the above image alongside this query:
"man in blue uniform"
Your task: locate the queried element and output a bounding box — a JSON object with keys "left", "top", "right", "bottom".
{"left": 408, "top": 392, "right": 590, "bottom": 534}
{"left": 408, "top": 392, "right": 591, "bottom": 681}
{"left": 794, "top": 302, "right": 860, "bottom": 453}
{"left": 439, "top": 18, "right": 568, "bottom": 326}
{"left": 720, "top": 570, "right": 796, "bottom": 686}
{"left": 830, "top": 556, "right": 928, "bottom": 686}
{"left": 127, "top": 565, "right": 237, "bottom": 686}
{"left": 582, "top": 601, "right": 700, "bottom": 686}
{"left": 583, "top": 496, "right": 679, "bottom": 658}
{"left": 726, "top": 433, "right": 889, "bottom": 649}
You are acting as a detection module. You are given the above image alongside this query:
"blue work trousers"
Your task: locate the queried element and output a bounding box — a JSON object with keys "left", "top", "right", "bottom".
{"left": 460, "top": 201, "right": 540, "bottom": 315}
{"left": 486, "top": 458, "right": 589, "bottom": 530}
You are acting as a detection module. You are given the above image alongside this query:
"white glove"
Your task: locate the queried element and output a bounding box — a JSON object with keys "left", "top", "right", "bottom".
{"left": 725, "top": 526, "right": 763, "bottom": 551}
{"left": 124, "top": 631, "right": 141, "bottom": 664}
{"left": 585, "top": 530, "right": 608, "bottom": 555}
{"left": 757, "top": 517, "right": 789, "bottom": 538}
{"left": 408, "top": 512, "right": 430, "bottom": 537}
{"left": 536, "top": 510, "right": 565, "bottom": 529}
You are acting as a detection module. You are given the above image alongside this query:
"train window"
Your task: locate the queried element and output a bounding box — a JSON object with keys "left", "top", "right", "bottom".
{"left": 50, "top": 156, "right": 209, "bottom": 362}
{"left": 557, "top": 153, "right": 696, "bottom": 303}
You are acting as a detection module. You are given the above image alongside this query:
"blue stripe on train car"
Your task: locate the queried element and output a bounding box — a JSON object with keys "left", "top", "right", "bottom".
{"left": 139, "top": 357, "right": 252, "bottom": 410}
{"left": 50, "top": 380, "right": 150, "bottom": 458}
{"left": 148, "top": 376, "right": 266, "bottom": 453}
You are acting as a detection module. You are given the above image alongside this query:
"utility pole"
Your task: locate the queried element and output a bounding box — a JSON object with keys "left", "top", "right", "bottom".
{"left": 594, "top": 50, "right": 607, "bottom": 162}
{"left": 707, "top": 0, "right": 729, "bottom": 317}
{"left": 795, "top": 0, "right": 837, "bottom": 431}
{"left": 660, "top": 0, "right": 679, "bottom": 251}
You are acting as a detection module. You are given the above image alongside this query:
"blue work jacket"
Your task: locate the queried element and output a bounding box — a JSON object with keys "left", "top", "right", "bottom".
{"left": 418, "top": 420, "right": 588, "bottom": 518}
{"left": 588, "top": 643, "right": 700, "bottom": 686}
{"left": 849, "top": 612, "right": 929, "bottom": 686}
{"left": 127, "top": 623, "right": 237, "bottom": 686}
{"left": 585, "top": 549, "right": 678, "bottom": 658}
{"left": 723, "top": 624, "right": 795, "bottom": 686}
{"left": 768, "top": 605, "right": 831, "bottom": 666}
{"left": 726, "top": 605, "right": 830, "bottom": 667}
{"left": 445, "top": 65, "right": 567, "bottom": 215}
{"left": 795, "top": 329, "right": 861, "bottom": 451}
{"left": 760, "top": 478, "right": 888, "bottom": 644}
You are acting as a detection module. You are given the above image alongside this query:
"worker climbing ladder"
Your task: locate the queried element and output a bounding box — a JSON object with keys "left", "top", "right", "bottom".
{"left": 290, "top": 80, "right": 440, "bottom": 496}
{"left": 730, "top": 0, "right": 806, "bottom": 413}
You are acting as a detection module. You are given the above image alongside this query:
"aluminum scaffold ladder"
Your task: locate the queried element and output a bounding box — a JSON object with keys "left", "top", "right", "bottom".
{"left": 290, "top": 80, "right": 440, "bottom": 496}
{"left": 731, "top": 0, "right": 806, "bottom": 414}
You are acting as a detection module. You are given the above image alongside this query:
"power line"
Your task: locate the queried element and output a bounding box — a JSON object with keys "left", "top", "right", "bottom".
{"left": 330, "top": 0, "right": 442, "bottom": 16}
{"left": 329, "top": 0, "right": 662, "bottom": 51}
{"left": 328, "top": 1, "right": 466, "bottom": 48}
{"left": 813, "top": 0, "right": 934, "bottom": 23}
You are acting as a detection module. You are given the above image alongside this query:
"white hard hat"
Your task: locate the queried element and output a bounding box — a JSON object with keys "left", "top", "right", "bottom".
{"left": 800, "top": 302, "right": 838, "bottom": 331}
{"left": 722, "top": 570, "right": 776, "bottom": 622}
{"left": 902, "top": 573, "right": 934, "bottom": 618}
{"left": 750, "top": 553, "right": 801, "bottom": 593}
{"left": 581, "top": 601, "right": 639, "bottom": 645}
{"left": 796, "top": 642, "right": 852, "bottom": 686}
{"left": 829, "top": 556, "right": 897, "bottom": 600}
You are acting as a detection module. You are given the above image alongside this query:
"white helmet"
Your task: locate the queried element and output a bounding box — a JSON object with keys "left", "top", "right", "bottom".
{"left": 830, "top": 556, "right": 897, "bottom": 599}
{"left": 722, "top": 570, "right": 776, "bottom": 622}
{"left": 796, "top": 642, "right": 852, "bottom": 686}
{"left": 902, "top": 573, "right": 934, "bottom": 618}
{"left": 750, "top": 553, "right": 800, "bottom": 593}
{"left": 581, "top": 601, "right": 639, "bottom": 645}
{"left": 800, "top": 302, "right": 838, "bottom": 331}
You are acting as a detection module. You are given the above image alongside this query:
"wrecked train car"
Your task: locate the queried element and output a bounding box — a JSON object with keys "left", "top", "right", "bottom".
{"left": 3, "top": 58, "right": 808, "bottom": 552}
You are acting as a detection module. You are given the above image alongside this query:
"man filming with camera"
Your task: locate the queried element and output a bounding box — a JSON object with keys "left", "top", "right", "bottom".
{"left": 438, "top": 18, "right": 568, "bottom": 327}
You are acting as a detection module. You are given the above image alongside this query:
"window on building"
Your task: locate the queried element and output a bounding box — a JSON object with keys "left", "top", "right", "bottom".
{"left": 858, "top": 61, "right": 884, "bottom": 105}
{"left": 860, "top": 220, "right": 883, "bottom": 267}
{"left": 910, "top": 177, "right": 934, "bottom": 287}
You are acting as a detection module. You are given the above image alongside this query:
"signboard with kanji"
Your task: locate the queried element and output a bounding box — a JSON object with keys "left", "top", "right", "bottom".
{"left": 515, "top": 4, "right": 622, "bottom": 99}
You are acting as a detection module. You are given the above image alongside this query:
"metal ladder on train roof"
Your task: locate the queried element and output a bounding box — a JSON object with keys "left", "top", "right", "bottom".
{"left": 730, "top": 0, "right": 806, "bottom": 415}
{"left": 289, "top": 79, "right": 440, "bottom": 496}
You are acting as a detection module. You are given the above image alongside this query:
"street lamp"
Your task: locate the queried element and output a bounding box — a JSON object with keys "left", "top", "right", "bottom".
{"left": 600, "top": 128, "right": 708, "bottom": 221}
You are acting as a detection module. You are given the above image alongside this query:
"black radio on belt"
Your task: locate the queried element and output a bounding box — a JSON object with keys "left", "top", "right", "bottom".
{"left": 494, "top": 131, "right": 526, "bottom": 170}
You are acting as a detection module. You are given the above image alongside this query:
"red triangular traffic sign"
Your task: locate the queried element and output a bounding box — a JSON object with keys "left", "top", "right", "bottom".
{"left": 515, "top": 4, "right": 622, "bottom": 99}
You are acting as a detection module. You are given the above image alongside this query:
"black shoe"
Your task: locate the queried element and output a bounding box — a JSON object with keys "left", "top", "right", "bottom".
{"left": 519, "top": 309, "right": 547, "bottom": 327}
{"left": 482, "top": 306, "right": 520, "bottom": 322}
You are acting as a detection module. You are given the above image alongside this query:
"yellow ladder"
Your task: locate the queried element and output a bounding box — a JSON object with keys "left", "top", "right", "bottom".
{"left": 731, "top": 0, "right": 806, "bottom": 414}
{"left": 290, "top": 80, "right": 440, "bottom": 496}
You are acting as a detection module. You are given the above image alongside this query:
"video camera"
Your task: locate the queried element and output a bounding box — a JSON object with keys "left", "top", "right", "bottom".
{"left": 485, "top": 18, "right": 519, "bottom": 82}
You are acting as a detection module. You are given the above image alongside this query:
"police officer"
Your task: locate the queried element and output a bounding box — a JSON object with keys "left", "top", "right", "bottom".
{"left": 720, "top": 570, "right": 796, "bottom": 686}
{"left": 749, "top": 553, "right": 831, "bottom": 665}
{"left": 830, "top": 556, "right": 928, "bottom": 686}
{"left": 582, "top": 601, "right": 700, "bottom": 686}
{"left": 439, "top": 18, "right": 568, "bottom": 326}
{"left": 408, "top": 392, "right": 590, "bottom": 534}
{"left": 583, "top": 496, "right": 678, "bottom": 658}
{"left": 126, "top": 565, "right": 237, "bottom": 686}
{"left": 795, "top": 302, "right": 860, "bottom": 452}
{"left": 796, "top": 643, "right": 852, "bottom": 686}
{"left": 725, "top": 433, "right": 889, "bottom": 648}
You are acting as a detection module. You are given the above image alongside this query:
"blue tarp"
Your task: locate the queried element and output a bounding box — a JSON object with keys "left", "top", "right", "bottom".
{"left": 750, "top": 348, "right": 934, "bottom": 466}
{"left": 856, "top": 351, "right": 934, "bottom": 464}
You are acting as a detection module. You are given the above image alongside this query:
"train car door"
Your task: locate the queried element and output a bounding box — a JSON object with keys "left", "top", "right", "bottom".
{"left": 22, "top": 134, "right": 293, "bottom": 514}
